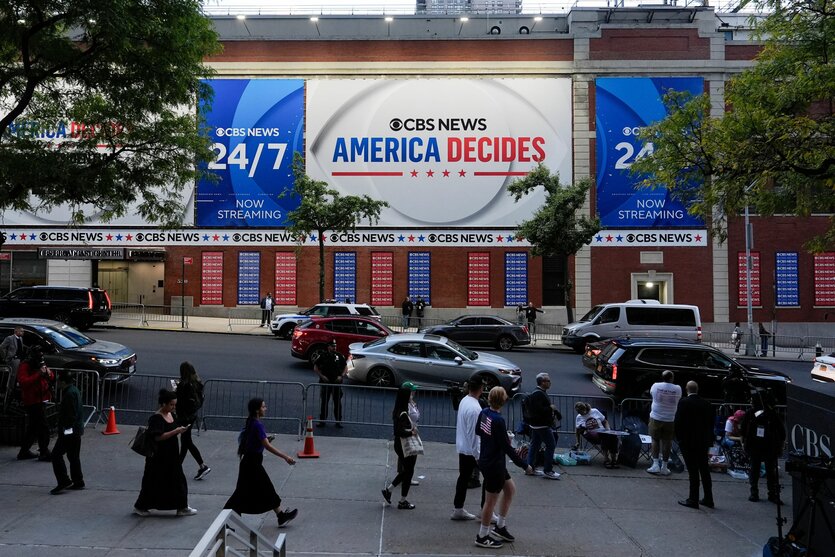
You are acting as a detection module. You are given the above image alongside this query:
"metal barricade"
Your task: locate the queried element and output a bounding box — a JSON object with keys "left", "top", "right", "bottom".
{"left": 201, "top": 379, "right": 306, "bottom": 438}
{"left": 617, "top": 397, "right": 653, "bottom": 430}
{"left": 51, "top": 368, "right": 101, "bottom": 427}
{"left": 379, "top": 315, "right": 446, "bottom": 332}
{"left": 527, "top": 322, "right": 563, "bottom": 345}
{"left": 190, "top": 510, "right": 286, "bottom": 557}
{"left": 0, "top": 364, "right": 14, "bottom": 413}
{"left": 227, "top": 307, "right": 262, "bottom": 331}
{"left": 508, "top": 392, "right": 617, "bottom": 437}
{"left": 111, "top": 302, "right": 148, "bottom": 326}
{"left": 99, "top": 373, "right": 178, "bottom": 426}
{"left": 142, "top": 304, "right": 191, "bottom": 328}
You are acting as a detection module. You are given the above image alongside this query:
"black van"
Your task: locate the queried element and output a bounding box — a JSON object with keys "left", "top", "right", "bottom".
{"left": 0, "top": 286, "right": 112, "bottom": 331}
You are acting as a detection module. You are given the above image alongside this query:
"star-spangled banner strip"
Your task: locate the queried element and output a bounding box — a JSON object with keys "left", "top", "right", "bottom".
{"left": 0, "top": 228, "right": 531, "bottom": 248}
{"left": 591, "top": 230, "right": 708, "bottom": 247}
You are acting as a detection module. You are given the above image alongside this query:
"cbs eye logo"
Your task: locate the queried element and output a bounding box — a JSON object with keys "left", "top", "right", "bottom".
{"left": 389, "top": 118, "right": 403, "bottom": 131}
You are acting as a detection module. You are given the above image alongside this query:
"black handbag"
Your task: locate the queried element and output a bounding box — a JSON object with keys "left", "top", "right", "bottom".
{"left": 130, "top": 426, "right": 154, "bottom": 457}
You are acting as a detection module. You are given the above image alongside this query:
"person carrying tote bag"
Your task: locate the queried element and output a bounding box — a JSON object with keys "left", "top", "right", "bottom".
{"left": 382, "top": 381, "right": 422, "bottom": 509}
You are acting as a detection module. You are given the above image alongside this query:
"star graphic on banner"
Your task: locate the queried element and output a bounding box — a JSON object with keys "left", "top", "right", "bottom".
{"left": 397, "top": 234, "right": 405, "bottom": 242}
{"left": 9, "top": 234, "right": 16, "bottom": 240}
{"left": 418, "top": 235, "right": 425, "bottom": 242}
{"left": 407, "top": 234, "right": 415, "bottom": 242}
{"left": 106, "top": 234, "right": 113, "bottom": 241}
{"left": 212, "top": 234, "right": 219, "bottom": 241}
{"left": 29, "top": 233, "right": 36, "bottom": 240}
{"left": 18, "top": 231, "right": 26, "bottom": 239}
{"left": 615, "top": 235, "right": 623, "bottom": 242}
{"left": 497, "top": 235, "right": 504, "bottom": 242}
{"left": 595, "top": 234, "right": 603, "bottom": 242}
{"left": 309, "top": 234, "right": 316, "bottom": 242}
{"left": 126, "top": 234, "right": 133, "bottom": 241}
{"left": 605, "top": 235, "right": 613, "bottom": 242}
{"left": 506, "top": 235, "right": 514, "bottom": 243}
{"left": 115, "top": 234, "right": 123, "bottom": 241}
{"left": 458, "top": 169, "right": 466, "bottom": 177}
{"left": 442, "top": 169, "right": 450, "bottom": 177}
{"left": 222, "top": 234, "right": 229, "bottom": 241}
{"left": 203, "top": 234, "right": 210, "bottom": 241}
{"left": 410, "top": 170, "right": 418, "bottom": 177}
{"left": 426, "top": 170, "right": 434, "bottom": 177}
{"left": 695, "top": 234, "right": 703, "bottom": 242}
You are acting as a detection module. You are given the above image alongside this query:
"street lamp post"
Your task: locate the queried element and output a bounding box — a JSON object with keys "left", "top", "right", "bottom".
{"left": 743, "top": 181, "right": 757, "bottom": 356}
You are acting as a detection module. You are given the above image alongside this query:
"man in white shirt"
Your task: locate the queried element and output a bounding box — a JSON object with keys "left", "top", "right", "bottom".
{"left": 647, "top": 370, "right": 682, "bottom": 476}
{"left": 451, "top": 378, "right": 484, "bottom": 520}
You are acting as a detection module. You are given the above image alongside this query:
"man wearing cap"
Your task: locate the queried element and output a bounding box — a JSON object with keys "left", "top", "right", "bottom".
{"left": 314, "top": 339, "right": 347, "bottom": 428}
{"left": 524, "top": 373, "right": 561, "bottom": 480}
{"left": 451, "top": 378, "right": 483, "bottom": 520}
{"left": 50, "top": 370, "right": 85, "bottom": 494}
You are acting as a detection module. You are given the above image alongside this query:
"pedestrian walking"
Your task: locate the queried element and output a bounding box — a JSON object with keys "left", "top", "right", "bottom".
{"left": 134, "top": 389, "right": 196, "bottom": 517}
{"left": 314, "top": 339, "right": 347, "bottom": 427}
{"left": 474, "top": 387, "right": 532, "bottom": 549}
{"left": 17, "top": 347, "right": 54, "bottom": 461}
{"left": 224, "top": 398, "right": 298, "bottom": 527}
{"left": 401, "top": 296, "right": 414, "bottom": 330}
{"left": 742, "top": 391, "right": 785, "bottom": 504}
{"left": 0, "top": 326, "right": 26, "bottom": 372}
{"left": 674, "top": 381, "right": 714, "bottom": 509}
{"left": 451, "top": 378, "right": 483, "bottom": 521}
{"left": 382, "top": 381, "right": 422, "bottom": 510}
{"left": 175, "top": 361, "right": 210, "bottom": 480}
{"left": 524, "top": 302, "right": 544, "bottom": 342}
{"left": 415, "top": 297, "right": 426, "bottom": 327}
{"left": 50, "top": 370, "right": 84, "bottom": 494}
{"left": 732, "top": 322, "right": 742, "bottom": 353}
{"left": 758, "top": 323, "right": 770, "bottom": 357}
{"left": 523, "top": 373, "right": 561, "bottom": 479}
{"left": 646, "top": 370, "right": 682, "bottom": 476}
{"left": 260, "top": 292, "right": 274, "bottom": 327}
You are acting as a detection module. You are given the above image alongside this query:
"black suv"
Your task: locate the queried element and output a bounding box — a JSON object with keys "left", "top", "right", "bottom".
{"left": 0, "top": 286, "right": 111, "bottom": 331}
{"left": 591, "top": 338, "right": 789, "bottom": 403}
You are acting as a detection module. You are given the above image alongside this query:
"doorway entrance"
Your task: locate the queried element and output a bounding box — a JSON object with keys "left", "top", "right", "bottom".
{"left": 631, "top": 272, "right": 673, "bottom": 303}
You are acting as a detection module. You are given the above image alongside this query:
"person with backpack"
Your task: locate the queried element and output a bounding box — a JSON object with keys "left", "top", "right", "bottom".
{"left": 742, "top": 391, "right": 785, "bottom": 504}
{"left": 175, "top": 361, "right": 210, "bottom": 480}
{"left": 523, "top": 373, "right": 561, "bottom": 480}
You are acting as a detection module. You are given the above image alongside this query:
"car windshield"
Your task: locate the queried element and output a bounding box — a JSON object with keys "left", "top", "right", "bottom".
{"left": 35, "top": 325, "right": 95, "bottom": 348}
{"left": 442, "top": 337, "right": 477, "bottom": 360}
{"left": 578, "top": 305, "right": 605, "bottom": 322}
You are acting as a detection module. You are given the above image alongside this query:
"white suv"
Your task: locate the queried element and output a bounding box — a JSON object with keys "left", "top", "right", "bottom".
{"left": 270, "top": 303, "right": 381, "bottom": 338}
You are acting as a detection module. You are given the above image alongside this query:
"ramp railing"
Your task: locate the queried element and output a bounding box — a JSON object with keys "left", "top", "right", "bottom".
{"left": 189, "top": 509, "right": 286, "bottom": 557}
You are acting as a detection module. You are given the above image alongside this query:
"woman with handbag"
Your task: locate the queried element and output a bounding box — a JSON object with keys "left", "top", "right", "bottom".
{"left": 381, "top": 381, "right": 422, "bottom": 510}
{"left": 175, "top": 361, "right": 210, "bottom": 480}
{"left": 224, "top": 398, "right": 298, "bottom": 528}
{"left": 134, "top": 389, "right": 196, "bottom": 516}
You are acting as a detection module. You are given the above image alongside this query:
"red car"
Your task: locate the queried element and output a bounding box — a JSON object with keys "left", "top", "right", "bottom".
{"left": 290, "top": 316, "right": 394, "bottom": 365}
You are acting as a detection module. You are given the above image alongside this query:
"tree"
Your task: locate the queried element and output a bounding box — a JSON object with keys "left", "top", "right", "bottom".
{"left": 284, "top": 153, "right": 389, "bottom": 302}
{"left": 631, "top": 0, "right": 835, "bottom": 249}
{"left": 0, "top": 0, "right": 220, "bottom": 234}
{"left": 507, "top": 163, "right": 601, "bottom": 323}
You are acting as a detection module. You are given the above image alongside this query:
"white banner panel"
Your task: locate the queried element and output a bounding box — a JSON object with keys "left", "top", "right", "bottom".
{"left": 306, "top": 79, "right": 572, "bottom": 227}
{"left": 590, "top": 230, "right": 708, "bottom": 247}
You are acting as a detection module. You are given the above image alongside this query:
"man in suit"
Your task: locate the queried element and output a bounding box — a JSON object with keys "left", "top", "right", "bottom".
{"left": 1, "top": 326, "right": 26, "bottom": 371}
{"left": 674, "top": 381, "right": 715, "bottom": 509}
{"left": 259, "top": 292, "right": 274, "bottom": 327}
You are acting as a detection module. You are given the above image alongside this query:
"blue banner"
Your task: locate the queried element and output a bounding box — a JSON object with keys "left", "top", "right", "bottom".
{"left": 237, "top": 251, "right": 260, "bottom": 305}
{"left": 504, "top": 252, "right": 527, "bottom": 307}
{"left": 333, "top": 252, "right": 357, "bottom": 303}
{"left": 408, "top": 252, "right": 431, "bottom": 305}
{"left": 197, "top": 79, "right": 305, "bottom": 227}
{"left": 776, "top": 252, "right": 799, "bottom": 307}
{"left": 595, "top": 77, "right": 704, "bottom": 228}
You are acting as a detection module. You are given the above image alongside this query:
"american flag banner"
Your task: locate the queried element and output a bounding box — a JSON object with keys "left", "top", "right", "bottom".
{"left": 479, "top": 414, "right": 493, "bottom": 436}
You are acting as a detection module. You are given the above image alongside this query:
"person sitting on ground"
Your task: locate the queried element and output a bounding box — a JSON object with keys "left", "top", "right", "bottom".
{"left": 722, "top": 410, "right": 746, "bottom": 449}
{"left": 573, "top": 402, "right": 618, "bottom": 468}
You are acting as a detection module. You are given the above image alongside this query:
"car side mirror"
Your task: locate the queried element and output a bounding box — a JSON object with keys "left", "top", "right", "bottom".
{"left": 454, "top": 356, "right": 463, "bottom": 365}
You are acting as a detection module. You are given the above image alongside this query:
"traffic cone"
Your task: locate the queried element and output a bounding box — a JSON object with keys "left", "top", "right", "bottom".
{"left": 102, "top": 406, "right": 120, "bottom": 435}
{"left": 297, "top": 416, "right": 320, "bottom": 458}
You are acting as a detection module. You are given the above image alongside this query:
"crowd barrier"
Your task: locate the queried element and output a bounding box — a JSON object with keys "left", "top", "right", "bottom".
{"left": 703, "top": 331, "right": 835, "bottom": 359}
{"left": 111, "top": 302, "right": 191, "bottom": 328}
{"left": 201, "top": 378, "right": 305, "bottom": 437}
{"left": 226, "top": 308, "right": 263, "bottom": 331}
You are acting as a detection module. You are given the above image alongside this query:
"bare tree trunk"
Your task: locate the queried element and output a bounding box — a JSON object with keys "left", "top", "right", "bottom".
{"left": 564, "top": 255, "right": 574, "bottom": 324}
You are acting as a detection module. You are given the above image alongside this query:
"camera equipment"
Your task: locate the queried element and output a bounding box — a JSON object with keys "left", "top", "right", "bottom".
{"left": 785, "top": 453, "right": 835, "bottom": 480}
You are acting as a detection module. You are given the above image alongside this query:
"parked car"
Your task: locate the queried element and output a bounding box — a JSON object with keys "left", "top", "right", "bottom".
{"left": 0, "top": 286, "right": 112, "bottom": 331}
{"left": 582, "top": 339, "right": 611, "bottom": 371}
{"left": 347, "top": 333, "right": 522, "bottom": 392}
{"left": 591, "top": 337, "right": 789, "bottom": 403}
{"left": 291, "top": 316, "right": 394, "bottom": 365}
{"left": 562, "top": 300, "right": 702, "bottom": 353}
{"left": 811, "top": 353, "right": 835, "bottom": 383}
{"left": 0, "top": 318, "right": 137, "bottom": 380}
{"left": 418, "top": 315, "right": 530, "bottom": 351}
{"left": 270, "top": 303, "right": 381, "bottom": 339}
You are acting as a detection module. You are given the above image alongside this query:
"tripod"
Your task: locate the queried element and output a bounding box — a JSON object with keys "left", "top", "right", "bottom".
{"left": 769, "top": 474, "right": 835, "bottom": 556}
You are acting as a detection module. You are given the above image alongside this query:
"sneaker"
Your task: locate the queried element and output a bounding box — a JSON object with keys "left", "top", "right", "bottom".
{"left": 68, "top": 482, "right": 85, "bottom": 490}
{"left": 397, "top": 500, "right": 415, "bottom": 510}
{"left": 277, "top": 508, "right": 298, "bottom": 527}
{"left": 133, "top": 507, "right": 150, "bottom": 517}
{"left": 543, "top": 471, "right": 561, "bottom": 480}
{"left": 194, "top": 465, "right": 212, "bottom": 480}
{"left": 381, "top": 488, "right": 392, "bottom": 505}
{"left": 526, "top": 468, "right": 544, "bottom": 476}
{"left": 176, "top": 506, "right": 198, "bottom": 516}
{"left": 50, "top": 480, "right": 73, "bottom": 495}
{"left": 475, "top": 535, "right": 503, "bottom": 549}
{"left": 410, "top": 479, "right": 420, "bottom": 486}
{"left": 451, "top": 508, "right": 477, "bottom": 521}
{"left": 477, "top": 512, "right": 499, "bottom": 525}
{"left": 659, "top": 464, "right": 671, "bottom": 477}
{"left": 646, "top": 461, "right": 661, "bottom": 474}
{"left": 491, "top": 525, "right": 516, "bottom": 542}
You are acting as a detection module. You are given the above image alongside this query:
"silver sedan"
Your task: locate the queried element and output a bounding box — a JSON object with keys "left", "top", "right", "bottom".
{"left": 347, "top": 333, "right": 522, "bottom": 392}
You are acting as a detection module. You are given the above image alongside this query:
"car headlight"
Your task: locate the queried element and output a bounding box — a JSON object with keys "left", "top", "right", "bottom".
{"left": 497, "top": 368, "right": 521, "bottom": 376}
{"left": 91, "top": 357, "right": 119, "bottom": 366}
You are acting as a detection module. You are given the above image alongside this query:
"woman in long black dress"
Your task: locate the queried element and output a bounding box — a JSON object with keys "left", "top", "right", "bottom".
{"left": 134, "top": 389, "right": 196, "bottom": 516}
{"left": 224, "top": 398, "right": 298, "bottom": 527}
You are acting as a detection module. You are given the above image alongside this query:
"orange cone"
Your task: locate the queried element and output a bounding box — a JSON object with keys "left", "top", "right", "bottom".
{"left": 297, "top": 416, "right": 320, "bottom": 458}
{"left": 102, "top": 406, "right": 120, "bottom": 435}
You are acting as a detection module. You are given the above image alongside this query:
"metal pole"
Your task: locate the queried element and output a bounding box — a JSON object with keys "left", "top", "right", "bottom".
{"left": 181, "top": 257, "right": 185, "bottom": 329}
{"left": 745, "top": 203, "right": 756, "bottom": 356}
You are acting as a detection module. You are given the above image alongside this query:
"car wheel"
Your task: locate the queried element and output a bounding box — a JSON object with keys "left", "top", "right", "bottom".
{"left": 496, "top": 335, "right": 514, "bottom": 351}
{"left": 278, "top": 323, "right": 295, "bottom": 339}
{"left": 308, "top": 345, "right": 328, "bottom": 366}
{"left": 53, "top": 312, "right": 71, "bottom": 325}
{"left": 478, "top": 373, "right": 500, "bottom": 392}
{"left": 367, "top": 367, "right": 395, "bottom": 388}
{"left": 76, "top": 320, "right": 93, "bottom": 331}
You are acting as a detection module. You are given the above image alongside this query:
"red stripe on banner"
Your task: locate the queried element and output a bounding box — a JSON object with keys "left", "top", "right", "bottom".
{"left": 332, "top": 172, "right": 404, "bottom": 176}
{"left": 473, "top": 172, "right": 528, "bottom": 176}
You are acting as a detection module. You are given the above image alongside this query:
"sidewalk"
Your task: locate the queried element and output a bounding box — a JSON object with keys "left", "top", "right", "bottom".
{"left": 0, "top": 425, "right": 788, "bottom": 557}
